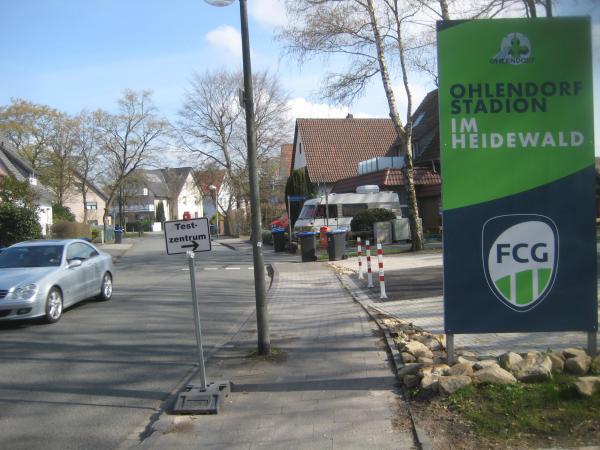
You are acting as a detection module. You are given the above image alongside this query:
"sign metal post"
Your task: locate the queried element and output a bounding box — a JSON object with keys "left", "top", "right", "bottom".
{"left": 165, "top": 218, "right": 231, "bottom": 414}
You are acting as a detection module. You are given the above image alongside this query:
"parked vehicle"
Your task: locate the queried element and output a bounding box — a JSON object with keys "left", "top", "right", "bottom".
{"left": 293, "top": 187, "right": 403, "bottom": 234}
{"left": 0, "top": 239, "right": 115, "bottom": 324}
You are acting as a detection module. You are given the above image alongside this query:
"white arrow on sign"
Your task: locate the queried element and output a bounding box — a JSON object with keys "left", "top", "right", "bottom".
{"left": 164, "top": 218, "right": 212, "bottom": 255}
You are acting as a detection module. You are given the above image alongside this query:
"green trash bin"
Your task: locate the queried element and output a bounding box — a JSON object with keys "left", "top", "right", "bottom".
{"left": 326, "top": 229, "right": 347, "bottom": 261}
{"left": 297, "top": 232, "right": 317, "bottom": 262}
{"left": 272, "top": 228, "right": 286, "bottom": 252}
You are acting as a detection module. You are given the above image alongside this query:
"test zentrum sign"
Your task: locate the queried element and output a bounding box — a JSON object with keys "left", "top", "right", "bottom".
{"left": 437, "top": 18, "right": 597, "bottom": 334}
{"left": 164, "top": 218, "right": 211, "bottom": 255}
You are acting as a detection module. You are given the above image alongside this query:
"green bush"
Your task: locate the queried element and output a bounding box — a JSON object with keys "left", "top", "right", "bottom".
{"left": 350, "top": 208, "right": 396, "bottom": 236}
{"left": 52, "top": 203, "right": 75, "bottom": 222}
{"left": 141, "top": 217, "right": 154, "bottom": 232}
{"left": 0, "top": 203, "right": 42, "bottom": 247}
{"left": 52, "top": 221, "right": 92, "bottom": 239}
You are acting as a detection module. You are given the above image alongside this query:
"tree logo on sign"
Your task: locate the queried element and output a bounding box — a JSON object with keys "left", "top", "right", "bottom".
{"left": 490, "top": 32, "right": 534, "bottom": 65}
{"left": 482, "top": 215, "right": 559, "bottom": 312}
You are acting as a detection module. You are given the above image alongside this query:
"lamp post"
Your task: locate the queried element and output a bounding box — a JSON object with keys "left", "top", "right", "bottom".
{"left": 208, "top": 184, "right": 219, "bottom": 239}
{"left": 204, "top": 0, "right": 270, "bottom": 356}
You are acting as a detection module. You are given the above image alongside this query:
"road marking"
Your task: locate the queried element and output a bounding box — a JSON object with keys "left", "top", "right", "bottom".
{"left": 248, "top": 267, "right": 254, "bottom": 270}
{"left": 225, "top": 267, "right": 241, "bottom": 270}
{"left": 205, "top": 267, "right": 218, "bottom": 271}
{"left": 181, "top": 268, "right": 189, "bottom": 271}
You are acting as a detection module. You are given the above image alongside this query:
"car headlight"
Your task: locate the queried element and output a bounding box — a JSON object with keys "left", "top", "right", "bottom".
{"left": 14, "top": 284, "right": 38, "bottom": 300}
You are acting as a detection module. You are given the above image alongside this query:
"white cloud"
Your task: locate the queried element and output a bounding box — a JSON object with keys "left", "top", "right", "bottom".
{"left": 287, "top": 97, "right": 371, "bottom": 120}
{"left": 205, "top": 25, "right": 242, "bottom": 57}
{"left": 249, "top": 0, "right": 287, "bottom": 28}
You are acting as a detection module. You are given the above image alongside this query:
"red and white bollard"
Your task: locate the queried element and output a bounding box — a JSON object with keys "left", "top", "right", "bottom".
{"left": 357, "top": 237, "right": 364, "bottom": 279}
{"left": 366, "top": 240, "right": 373, "bottom": 288}
{"left": 377, "top": 242, "right": 387, "bottom": 299}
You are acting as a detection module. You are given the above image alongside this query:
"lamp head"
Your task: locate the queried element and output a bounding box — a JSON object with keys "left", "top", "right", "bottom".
{"left": 204, "top": 0, "right": 235, "bottom": 6}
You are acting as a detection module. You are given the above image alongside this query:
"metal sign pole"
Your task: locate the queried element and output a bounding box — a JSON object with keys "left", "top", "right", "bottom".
{"left": 187, "top": 251, "right": 207, "bottom": 390}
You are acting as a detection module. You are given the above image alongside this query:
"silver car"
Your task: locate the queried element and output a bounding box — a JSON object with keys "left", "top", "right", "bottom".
{"left": 0, "top": 239, "right": 115, "bottom": 324}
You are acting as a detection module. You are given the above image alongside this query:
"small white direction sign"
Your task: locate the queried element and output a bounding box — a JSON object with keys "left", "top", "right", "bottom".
{"left": 164, "top": 218, "right": 211, "bottom": 255}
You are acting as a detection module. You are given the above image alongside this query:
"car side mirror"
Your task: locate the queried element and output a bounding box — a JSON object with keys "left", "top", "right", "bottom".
{"left": 68, "top": 259, "right": 82, "bottom": 269}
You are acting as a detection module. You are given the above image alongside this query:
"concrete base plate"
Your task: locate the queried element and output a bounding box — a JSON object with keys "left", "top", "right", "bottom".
{"left": 172, "top": 381, "right": 231, "bottom": 414}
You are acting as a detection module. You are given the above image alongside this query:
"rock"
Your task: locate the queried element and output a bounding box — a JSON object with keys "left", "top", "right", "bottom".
{"left": 499, "top": 352, "right": 523, "bottom": 371}
{"left": 435, "top": 334, "right": 447, "bottom": 349}
{"left": 565, "top": 355, "right": 592, "bottom": 376}
{"left": 417, "top": 357, "right": 434, "bottom": 364}
{"left": 403, "top": 374, "right": 420, "bottom": 389}
{"left": 403, "top": 341, "right": 434, "bottom": 359}
{"left": 456, "top": 356, "right": 476, "bottom": 366}
{"left": 473, "top": 360, "right": 500, "bottom": 371}
{"left": 418, "top": 336, "right": 443, "bottom": 351}
{"left": 547, "top": 353, "right": 565, "bottom": 373}
{"left": 563, "top": 348, "right": 588, "bottom": 359}
{"left": 574, "top": 376, "right": 600, "bottom": 397}
{"left": 448, "top": 363, "right": 474, "bottom": 378}
{"left": 512, "top": 354, "right": 552, "bottom": 383}
{"left": 457, "top": 350, "right": 476, "bottom": 358}
{"left": 420, "top": 364, "right": 450, "bottom": 377}
{"left": 592, "top": 355, "right": 600, "bottom": 370}
{"left": 433, "top": 357, "right": 447, "bottom": 365}
{"left": 420, "top": 374, "right": 439, "bottom": 392}
{"left": 438, "top": 376, "right": 472, "bottom": 395}
{"left": 474, "top": 366, "right": 517, "bottom": 385}
{"left": 398, "top": 363, "right": 424, "bottom": 378}
{"left": 401, "top": 352, "right": 416, "bottom": 363}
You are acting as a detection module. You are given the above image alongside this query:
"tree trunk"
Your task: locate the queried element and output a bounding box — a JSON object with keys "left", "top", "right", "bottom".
{"left": 82, "top": 182, "right": 88, "bottom": 224}
{"left": 543, "top": 0, "right": 552, "bottom": 16}
{"left": 438, "top": 0, "right": 450, "bottom": 20}
{"left": 366, "top": 0, "right": 424, "bottom": 251}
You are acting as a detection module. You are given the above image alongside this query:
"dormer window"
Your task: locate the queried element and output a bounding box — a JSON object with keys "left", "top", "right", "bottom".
{"left": 143, "top": 188, "right": 148, "bottom": 196}
{"left": 413, "top": 112, "right": 425, "bottom": 128}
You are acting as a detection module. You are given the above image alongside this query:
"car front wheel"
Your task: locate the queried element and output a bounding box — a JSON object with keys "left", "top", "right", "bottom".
{"left": 43, "top": 288, "right": 63, "bottom": 324}
{"left": 98, "top": 273, "right": 113, "bottom": 301}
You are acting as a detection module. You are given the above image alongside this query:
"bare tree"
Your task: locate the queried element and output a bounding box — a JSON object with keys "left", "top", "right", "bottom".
{"left": 0, "top": 99, "right": 59, "bottom": 171}
{"left": 281, "top": 0, "right": 426, "bottom": 249}
{"left": 74, "top": 110, "right": 104, "bottom": 223}
{"left": 43, "top": 112, "right": 79, "bottom": 206}
{"left": 97, "top": 90, "right": 169, "bottom": 228}
{"left": 178, "top": 69, "right": 290, "bottom": 233}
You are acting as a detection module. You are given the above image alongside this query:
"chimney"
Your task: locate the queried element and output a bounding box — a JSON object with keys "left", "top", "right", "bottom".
{"left": 346, "top": 113, "right": 354, "bottom": 119}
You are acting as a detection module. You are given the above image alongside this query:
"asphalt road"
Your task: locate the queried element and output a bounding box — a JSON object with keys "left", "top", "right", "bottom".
{"left": 0, "top": 234, "right": 269, "bottom": 450}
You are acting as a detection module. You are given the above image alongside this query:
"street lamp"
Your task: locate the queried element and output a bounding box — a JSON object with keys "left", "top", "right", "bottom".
{"left": 208, "top": 184, "right": 219, "bottom": 239}
{"left": 204, "top": 0, "right": 270, "bottom": 356}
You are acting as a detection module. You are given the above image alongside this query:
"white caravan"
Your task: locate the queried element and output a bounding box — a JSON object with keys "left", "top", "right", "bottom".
{"left": 293, "top": 187, "right": 402, "bottom": 233}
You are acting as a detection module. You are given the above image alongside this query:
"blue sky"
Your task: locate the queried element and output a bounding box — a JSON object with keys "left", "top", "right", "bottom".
{"left": 0, "top": 0, "right": 598, "bottom": 152}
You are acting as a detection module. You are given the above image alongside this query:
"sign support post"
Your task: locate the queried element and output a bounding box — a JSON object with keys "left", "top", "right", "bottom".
{"left": 164, "top": 217, "right": 231, "bottom": 414}
{"left": 187, "top": 251, "right": 207, "bottom": 390}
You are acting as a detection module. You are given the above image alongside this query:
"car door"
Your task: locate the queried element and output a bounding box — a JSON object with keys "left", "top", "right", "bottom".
{"left": 64, "top": 243, "right": 88, "bottom": 305}
{"left": 79, "top": 243, "right": 102, "bottom": 297}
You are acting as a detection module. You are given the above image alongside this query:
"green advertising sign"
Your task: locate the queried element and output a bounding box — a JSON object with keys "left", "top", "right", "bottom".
{"left": 438, "top": 18, "right": 597, "bottom": 334}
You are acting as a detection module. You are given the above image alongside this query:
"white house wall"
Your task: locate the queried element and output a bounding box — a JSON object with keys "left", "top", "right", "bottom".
{"left": 176, "top": 174, "right": 203, "bottom": 219}
{"left": 293, "top": 136, "right": 307, "bottom": 170}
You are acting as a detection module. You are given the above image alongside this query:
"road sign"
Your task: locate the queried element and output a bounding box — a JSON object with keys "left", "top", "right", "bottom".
{"left": 438, "top": 18, "right": 597, "bottom": 334}
{"left": 164, "top": 218, "right": 211, "bottom": 255}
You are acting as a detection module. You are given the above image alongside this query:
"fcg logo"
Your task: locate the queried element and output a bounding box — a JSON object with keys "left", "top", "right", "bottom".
{"left": 482, "top": 215, "right": 559, "bottom": 312}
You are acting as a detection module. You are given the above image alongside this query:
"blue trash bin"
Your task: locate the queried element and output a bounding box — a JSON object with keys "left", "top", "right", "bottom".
{"left": 272, "top": 228, "right": 286, "bottom": 252}
{"left": 114, "top": 228, "right": 124, "bottom": 244}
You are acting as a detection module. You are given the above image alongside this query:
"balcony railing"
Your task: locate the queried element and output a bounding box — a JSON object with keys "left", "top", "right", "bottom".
{"left": 357, "top": 156, "right": 404, "bottom": 175}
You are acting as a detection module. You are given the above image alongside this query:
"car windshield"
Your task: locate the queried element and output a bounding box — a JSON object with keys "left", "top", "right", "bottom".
{"left": 0, "top": 245, "right": 64, "bottom": 268}
{"left": 298, "top": 204, "right": 316, "bottom": 219}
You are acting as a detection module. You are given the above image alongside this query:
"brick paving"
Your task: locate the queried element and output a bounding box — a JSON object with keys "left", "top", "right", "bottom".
{"left": 332, "top": 251, "right": 599, "bottom": 357}
{"left": 136, "top": 262, "right": 414, "bottom": 450}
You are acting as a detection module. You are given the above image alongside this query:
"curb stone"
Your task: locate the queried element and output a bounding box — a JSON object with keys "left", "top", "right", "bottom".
{"left": 336, "top": 271, "right": 431, "bottom": 450}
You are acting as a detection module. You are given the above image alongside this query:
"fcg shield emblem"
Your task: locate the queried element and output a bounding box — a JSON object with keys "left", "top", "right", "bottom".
{"left": 482, "top": 214, "right": 559, "bottom": 312}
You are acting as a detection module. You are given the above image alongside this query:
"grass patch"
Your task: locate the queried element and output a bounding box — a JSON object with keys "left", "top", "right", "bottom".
{"left": 445, "top": 373, "right": 600, "bottom": 441}
{"left": 245, "top": 346, "right": 287, "bottom": 362}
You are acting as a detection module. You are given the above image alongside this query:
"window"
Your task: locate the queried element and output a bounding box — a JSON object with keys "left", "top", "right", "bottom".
{"left": 85, "top": 202, "right": 98, "bottom": 210}
{"left": 66, "top": 243, "right": 98, "bottom": 262}
{"left": 413, "top": 112, "right": 425, "bottom": 128}
{"left": 315, "top": 204, "right": 337, "bottom": 219}
{"left": 143, "top": 188, "right": 148, "bottom": 196}
{"left": 299, "top": 204, "right": 316, "bottom": 219}
{"left": 341, "top": 203, "right": 368, "bottom": 217}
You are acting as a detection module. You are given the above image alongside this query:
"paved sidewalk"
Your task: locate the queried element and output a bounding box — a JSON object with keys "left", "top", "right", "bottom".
{"left": 331, "top": 251, "right": 599, "bottom": 357}
{"left": 134, "top": 262, "right": 414, "bottom": 450}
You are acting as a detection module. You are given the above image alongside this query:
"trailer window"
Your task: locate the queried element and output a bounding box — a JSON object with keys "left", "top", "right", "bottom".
{"left": 299, "top": 204, "right": 316, "bottom": 219}
{"left": 341, "top": 203, "right": 368, "bottom": 217}
{"left": 315, "top": 204, "right": 338, "bottom": 219}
